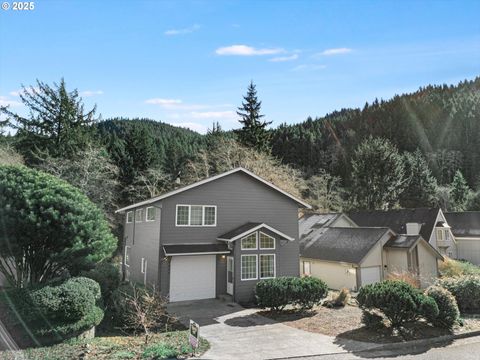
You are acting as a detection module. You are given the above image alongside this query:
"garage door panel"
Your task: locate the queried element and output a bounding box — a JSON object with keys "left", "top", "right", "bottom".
{"left": 170, "top": 255, "right": 216, "bottom": 302}
{"left": 360, "top": 266, "right": 381, "bottom": 286}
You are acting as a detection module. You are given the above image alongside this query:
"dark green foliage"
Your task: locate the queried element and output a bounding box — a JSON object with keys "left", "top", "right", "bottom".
{"left": 236, "top": 81, "right": 272, "bottom": 153}
{"left": 357, "top": 280, "right": 438, "bottom": 328}
{"left": 293, "top": 276, "right": 328, "bottom": 309}
{"left": 450, "top": 170, "right": 471, "bottom": 211}
{"left": 468, "top": 191, "right": 480, "bottom": 210}
{"left": 351, "top": 137, "right": 406, "bottom": 210}
{"left": 0, "top": 165, "right": 116, "bottom": 287}
{"left": 425, "top": 286, "right": 460, "bottom": 328}
{"left": 0, "top": 79, "right": 96, "bottom": 162}
{"left": 110, "top": 282, "right": 149, "bottom": 326}
{"left": 142, "top": 343, "right": 179, "bottom": 359}
{"left": 361, "top": 311, "right": 384, "bottom": 329}
{"left": 437, "top": 276, "right": 480, "bottom": 312}
{"left": 255, "top": 276, "right": 328, "bottom": 311}
{"left": 401, "top": 149, "right": 438, "bottom": 207}
{"left": 82, "top": 261, "right": 121, "bottom": 304}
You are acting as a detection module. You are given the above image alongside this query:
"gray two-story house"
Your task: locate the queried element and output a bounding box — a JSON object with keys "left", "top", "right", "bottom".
{"left": 116, "top": 167, "right": 310, "bottom": 304}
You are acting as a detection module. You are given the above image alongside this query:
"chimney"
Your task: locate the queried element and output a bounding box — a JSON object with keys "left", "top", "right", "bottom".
{"left": 406, "top": 223, "right": 420, "bottom": 235}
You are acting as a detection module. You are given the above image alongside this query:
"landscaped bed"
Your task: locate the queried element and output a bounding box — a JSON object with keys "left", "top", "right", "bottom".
{"left": 0, "top": 330, "right": 210, "bottom": 360}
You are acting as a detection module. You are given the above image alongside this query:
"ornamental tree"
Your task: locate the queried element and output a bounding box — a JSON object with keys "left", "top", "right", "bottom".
{"left": 0, "top": 165, "right": 116, "bottom": 287}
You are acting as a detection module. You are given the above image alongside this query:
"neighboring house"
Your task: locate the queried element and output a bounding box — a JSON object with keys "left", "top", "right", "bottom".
{"left": 116, "top": 167, "right": 310, "bottom": 303}
{"left": 299, "top": 212, "right": 443, "bottom": 290}
{"left": 445, "top": 212, "right": 480, "bottom": 265}
{"left": 349, "top": 208, "right": 457, "bottom": 258}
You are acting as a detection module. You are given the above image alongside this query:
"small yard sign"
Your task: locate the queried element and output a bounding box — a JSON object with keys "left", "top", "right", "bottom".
{"left": 189, "top": 320, "right": 200, "bottom": 349}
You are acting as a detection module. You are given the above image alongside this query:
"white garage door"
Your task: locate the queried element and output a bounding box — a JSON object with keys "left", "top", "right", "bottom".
{"left": 170, "top": 255, "right": 216, "bottom": 302}
{"left": 360, "top": 266, "right": 381, "bottom": 286}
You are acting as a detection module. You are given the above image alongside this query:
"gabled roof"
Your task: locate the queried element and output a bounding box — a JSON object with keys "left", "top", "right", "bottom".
{"left": 116, "top": 167, "right": 311, "bottom": 213}
{"left": 300, "top": 227, "right": 391, "bottom": 264}
{"left": 444, "top": 212, "right": 480, "bottom": 237}
{"left": 348, "top": 208, "right": 440, "bottom": 241}
{"left": 163, "top": 243, "right": 230, "bottom": 256}
{"left": 385, "top": 234, "right": 422, "bottom": 249}
{"left": 299, "top": 212, "right": 357, "bottom": 238}
{"left": 217, "top": 222, "right": 295, "bottom": 242}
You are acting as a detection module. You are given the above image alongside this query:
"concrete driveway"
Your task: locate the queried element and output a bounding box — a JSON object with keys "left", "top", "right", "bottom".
{"left": 167, "top": 299, "right": 361, "bottom": 360}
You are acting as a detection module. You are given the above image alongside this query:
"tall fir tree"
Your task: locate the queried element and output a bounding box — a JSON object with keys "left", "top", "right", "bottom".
{"left": 450, "top": 170, "right": 471, "bottom": 211}
{"left": 236, "top": 81, "right": 272, "bottom": 153}
{"left": 0, "top": 78, "right": 96, "bottom": 162}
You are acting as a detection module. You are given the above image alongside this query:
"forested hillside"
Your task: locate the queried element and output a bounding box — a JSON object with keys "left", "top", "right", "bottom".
{"left": 272, "top": 78, "right": 480, "bottom": 187}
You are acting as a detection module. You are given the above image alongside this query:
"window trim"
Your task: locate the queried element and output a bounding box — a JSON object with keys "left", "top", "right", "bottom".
{"left": 260, "top": 254, "right": 276, "bottom": 279}
{"left": 303, "top": 261, "right": 311, "bottom": 276}
{"left": 436, "top": 228, "right": 445, "bottom": 241}
{"left": 259, "top": 231, "right": 276, "bottom": 250}
{"left": 141, "top": 257, "right": 146, "bottom": 274}
{"left": 126, "top": 211, "right": 133, "bottom": 224}
{"left": 135, "top": 208, "right": 143, "bottom": 223}
{"left": 241, "top": 232, "right": 258, "bottom": 250}
{"left": 124, "top": 246, "right": 131, "bottom": 267}
{"left": 241, "top": 254, "right": 258, "bottom": 281}
{"left": 175, "top": 204, "right": 217, "bottom": 227}
{"left": 146, "top": 206, "right": 156, "bottom": 222}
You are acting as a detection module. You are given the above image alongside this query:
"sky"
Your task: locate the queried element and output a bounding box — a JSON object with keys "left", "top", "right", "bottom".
{"left": 1, "top": 0, "right": 479, "bottom": 134}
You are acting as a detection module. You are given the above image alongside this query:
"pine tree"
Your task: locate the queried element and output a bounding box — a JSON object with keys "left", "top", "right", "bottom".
{"left": 450, "top": 170, "right": 471, "bottom": 211}
{"left": 236, "top": 81, "right": 272, "bottom": 152}
{"left": 351, "top": 137, "right": 407, "bottom": 210}
{"left": 400, "top": 149, "right": 438, "bottom": 207}
{"left": 0, "top": 78, "right": 96, "bottom": 162}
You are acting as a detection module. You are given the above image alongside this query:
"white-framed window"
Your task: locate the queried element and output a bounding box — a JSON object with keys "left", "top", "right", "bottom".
{"left": 259, "top": 232, "right": 275, "bottom": 250}
{"left": 303, "top": 261, "right": 311, "bottom": 276}
{"left": 260, "top": 254, "right": 275, "bottom": 279}
{"left": 141, "top": 258, "right": 146, "bottom": 274}
{"left": 241, "top": 254, "right": 257, "bottom": 280}
{"left": 126, "top": 211, "right": 133, "bottom": 224}
{"left": 241, "top": 233, "right": 257, "bottom": 250}
{"left": 175, "top": 205, "right": 217, "bottom": 226}
{"left": 146, "top": 207, "right": 156, "bottom": 222}
{"left": 436, "top": 229, "right": 445, "bottom": 241}
{"left": 135, "top": 208, "right": 144, "bottom": 223}
{"left": 124, "top": 246, "right": 131, "bottom": 267}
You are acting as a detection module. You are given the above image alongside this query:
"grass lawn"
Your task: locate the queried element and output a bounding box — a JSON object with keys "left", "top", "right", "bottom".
{"left": 262, "top": 291, "right": 480, "bottom": 344}
{"left": 0, "top": 330, "right": 210, "bottom": 360}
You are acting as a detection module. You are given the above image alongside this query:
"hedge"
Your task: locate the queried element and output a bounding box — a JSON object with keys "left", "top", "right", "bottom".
{"left": 437, "top": 276, "right": 480, "bottom": 313}
{"left": 425, "top": 286, "right": 460, "bottom": 328}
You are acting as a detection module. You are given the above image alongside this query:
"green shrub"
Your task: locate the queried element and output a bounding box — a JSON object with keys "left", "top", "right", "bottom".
{"left": 418, "top": 294, "right": 440, "bottom": 324}
{"left": 437, "top": 276, "right": 480, "bottom": 313}
{"left": 68, "top": 277, "right": 102, "bottom": 302}
{"left": 110, "top": 282, "right": 151, "bottom": 326}
{"left": 255, "top": 277, "right": 294, "bottom": 311}
{"left": 82, "top": 261, "right": 121, "bottom": 303}
{"left": 425, "top": 286, "right": 460, "bottom": 328}
{"left": 142, "top": 343, "right": 179, "bottom": 359}
{"left": 293, "top": 277, "right": 328, "bottom": 309}
{"left": 357, "top": 280, "right": 437, "bottom": 328}
{"left": 361, "top": 311, "right": 384, "bottom": 329}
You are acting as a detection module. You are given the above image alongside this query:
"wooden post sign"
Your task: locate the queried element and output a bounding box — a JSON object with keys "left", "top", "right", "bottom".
{"left": 189, "top": 320, "right": 200, "bottom": 350}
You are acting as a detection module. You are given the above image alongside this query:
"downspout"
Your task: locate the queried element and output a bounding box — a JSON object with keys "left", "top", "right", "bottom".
{"left": 155, "top": 204, "right": 163, "bottom": 294}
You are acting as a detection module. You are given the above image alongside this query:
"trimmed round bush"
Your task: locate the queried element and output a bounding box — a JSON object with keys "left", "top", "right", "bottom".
{"left": 358, "top": 280, "right": 438, "bottom": 328}
{"left": 293, "top": 277, "right": 328, "bottom": 309}
{"left": 255, "top": 277, "right": 294, "bottom": 311}
{"left": 418, "top": 294, "right": 440, "bottom": 324}
{"left": 425, "top": 286, "right": 460, "bottom": 328}
{"left": 57, "top": 281, "right": 96, "bottom": 321}
{"left": 68, "top": 277, "right": 102, "bottom": 302}
{"left": 437, "top": 276, "right": 480, "bottom": 313}
{"left": 82, "top": 262, "right": 121, "bottom": 303}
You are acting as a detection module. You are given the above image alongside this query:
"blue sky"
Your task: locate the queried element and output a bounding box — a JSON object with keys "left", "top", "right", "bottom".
{"left": 1, "top": 0, "right": 479, "bottom": 134}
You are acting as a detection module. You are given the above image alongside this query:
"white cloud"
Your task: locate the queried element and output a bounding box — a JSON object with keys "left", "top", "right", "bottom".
{"left": 216, "top": 45, "right": 285, "bottom": 56}
{"left": 0, "top": 96, "right": 21, "bottom": 107}
{"left": 165, "top": 24, "right": 200, "bottom": 36}
{"left": 190, "top": 111, "right": 236, "bottom": 120}
{"left": 80, "top": 90, "right": 104, "bottom": 97}
{"left": 292, "top": 64, "right": 327, "bottom": 71}
{"left": 169, "top": 122, "right": 208, "bottom": 134}
{"left": 269, "top": 54, "right": 299, "bottom": 62}
{"left": 145, "top": 98, "right": 182, "bottom": 107}
{"left": 317, "top": 47, "right": 353, "bottom": 56}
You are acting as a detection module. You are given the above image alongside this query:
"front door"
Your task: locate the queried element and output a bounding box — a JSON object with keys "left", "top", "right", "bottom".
{"left": 227, "top": 256, "right": 234, "bottom": 295}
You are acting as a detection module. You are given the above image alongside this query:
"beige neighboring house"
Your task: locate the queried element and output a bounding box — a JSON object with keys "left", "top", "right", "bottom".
{"left": 299, "top": 213, "right": 443, "bottom": 290}
{"left": 445, "top": 212, "right": 480, "bottom": 265}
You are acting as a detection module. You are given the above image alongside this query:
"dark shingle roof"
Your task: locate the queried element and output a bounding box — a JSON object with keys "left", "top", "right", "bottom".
{"left": 217, "top": 222, "right": 262, "bottom": 240}
{"left": 163, "top": 243, "right": 230, "bottom": 256}
{"left": 385, "top": 235, "right": 422, "bottom": 249}
{"left": 299, "top": 213, "right": 343, "bottom": 238}
{"left": 348, "top": 208, "right": 440, "bottom": 240}
{"left": 300, "top": 227, "right": 391, "bottom": 264}
{"left": 444, "top": 212, "right": 480, "bottom": 237}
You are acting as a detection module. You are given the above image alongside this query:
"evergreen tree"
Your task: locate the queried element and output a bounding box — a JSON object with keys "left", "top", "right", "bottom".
{"left": 400, "top": 149, "right": 438, "bottom": 207}
{"left": 351, "top": 137, "right": 406, "bottom": 210}
{"left": 0, "top": 79, "right": 96, "bottom": 162}
{"left": 236, "top": 81, "right": 272, "bottom": 152}
{"left": 450, "top": 170, "right": 471, "bottom": 211}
